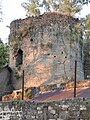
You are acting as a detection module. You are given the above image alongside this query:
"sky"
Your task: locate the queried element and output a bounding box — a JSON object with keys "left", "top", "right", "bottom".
{"left": 0, "top": 0, "right": 90, "bottom": 43}
{"left": 0, "top": 0, "right": 26, "bottom": 43}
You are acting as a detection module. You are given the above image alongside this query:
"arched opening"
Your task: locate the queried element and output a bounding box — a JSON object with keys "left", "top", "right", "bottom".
{"left": 16, "top": 49, "right": 23, "bottom": 67}
{"left": 61, "top": 51, "right": 63, "bottom": 54}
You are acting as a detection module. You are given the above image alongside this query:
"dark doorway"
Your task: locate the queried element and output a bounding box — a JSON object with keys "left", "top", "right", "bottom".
{"left": 16, "top": 49, "right": 23, "bottom": 67}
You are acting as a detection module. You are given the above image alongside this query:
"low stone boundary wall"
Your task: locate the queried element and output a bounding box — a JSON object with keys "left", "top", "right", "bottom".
{"left": 0, "top": 98, "right": 90, "bottom": 120}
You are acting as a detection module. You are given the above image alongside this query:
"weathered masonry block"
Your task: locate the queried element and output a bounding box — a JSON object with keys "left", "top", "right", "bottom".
{"left": 9, "top": 13, "right": 84, "bottom": 89}
{"left": 0, "top": 98, "right": 90, "bottom": 120}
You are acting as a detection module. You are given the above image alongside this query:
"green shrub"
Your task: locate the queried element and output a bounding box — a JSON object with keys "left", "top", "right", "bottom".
{"left": 15, "top": 73, "right": 21, "bottom": 80}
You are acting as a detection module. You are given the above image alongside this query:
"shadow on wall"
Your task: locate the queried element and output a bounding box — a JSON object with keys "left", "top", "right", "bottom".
{"left": 0, "top": 65, "right": 14, "bottom": 100}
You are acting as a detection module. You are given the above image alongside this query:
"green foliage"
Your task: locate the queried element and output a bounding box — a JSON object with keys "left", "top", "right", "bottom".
{"left": 54, "top": 32, "right": 60, "bottom": 37}
{"left": 17, "top": 102, "right": 22, "bottom": 110}
{"left": 0, "top": 44, "right": 9, "bottom": 69}
{"left": 83, "top": 42, "right": 90, "bottom": 79}
{"left": 21, "top": 0, "right": 40, "bottom": 16}
{"left": 10, "top": 35, "right": 21, "bottom": 53}
{"left": 83, "top": 99, "right": 90, "bottom": 105}
{"left": 85, "top": 15, "right": 90, "bottom": 41}
{"left": 79, "top": 15, "right": 90, "bottom": 42}
{"left": 10, "top": 34, "right": 21, "bottom": 43}
{"left": 22, "top": 0, "right": 82, "bottom": 17}
{"left": 58, "top": 0, "right": 82, "bottom": 17}
{"left": 25, "top": 92, "right": 31, "bottom": 99}
{"left": 14, "top": 72, "right": 21, "bottom": 80}
{"left": 70, "top": 23, "right": 83, "bottom": 42}
{"left": 25, "top": 87, "right": 33, "bottom": 99}
{"left": 17, "top": 66, "right": 21, "bottom": 71}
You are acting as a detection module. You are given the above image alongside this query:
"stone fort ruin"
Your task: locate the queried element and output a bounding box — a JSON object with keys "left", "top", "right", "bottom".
{"left": 9, "top": 12, "right": 84, "bottom": 89}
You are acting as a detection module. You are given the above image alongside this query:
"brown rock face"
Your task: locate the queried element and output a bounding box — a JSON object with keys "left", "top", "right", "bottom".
{"left": 9, "top": 12, "right": 84, "bottom": 89}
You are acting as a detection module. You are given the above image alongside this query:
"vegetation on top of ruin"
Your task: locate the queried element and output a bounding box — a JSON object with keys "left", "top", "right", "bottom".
{"left": 21, "top": 0, "right": 90, "bottom": 42}
{"left": 21, "top": 0, "right": 82, "bottom": 17}
{"left": 9, "top": 12, "right": 82, "bottom": 50}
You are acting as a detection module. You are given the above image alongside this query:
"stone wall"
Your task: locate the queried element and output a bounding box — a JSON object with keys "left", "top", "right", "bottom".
{"left": 0, "top": 98, "right": 90, "bottom": 120}
{"left": 9, "top": 13, "right": 84, "bottom": 89}
{"left": 0, "top": 65, "right": 14, "bottom": 100}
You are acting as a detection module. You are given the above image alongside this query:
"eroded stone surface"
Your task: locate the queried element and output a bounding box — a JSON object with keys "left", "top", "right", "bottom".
{"left": 9, "top": 13, "right": 84, "bottom": 89}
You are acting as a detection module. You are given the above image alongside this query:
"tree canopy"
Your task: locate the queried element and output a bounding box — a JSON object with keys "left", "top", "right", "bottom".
{"left": 21, "top": 0, "right": 90, "bottom": 43}
{"left": 76, "top": 0, "right": 90, "bottom": 4}
{"left": 0, "top": 42, "right": 9, "bottom": 69}
{"left": 84, "top": 15, "right": 90, "bottom": 41}
{"left": 21, "top": 0, "right": 82, "bottom": 17}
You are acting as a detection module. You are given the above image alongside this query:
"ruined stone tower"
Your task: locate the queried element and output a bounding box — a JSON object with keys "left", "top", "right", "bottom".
{"left": 9, "top": 13, "right": 84, "bottom": 89}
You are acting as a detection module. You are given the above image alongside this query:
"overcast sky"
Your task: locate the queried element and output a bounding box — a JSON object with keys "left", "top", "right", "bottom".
{"left": 0, "top": 0, "right": 90, "bottom": 43}
{"left": 0, "top": 0, "right": 26, "bottom": 43}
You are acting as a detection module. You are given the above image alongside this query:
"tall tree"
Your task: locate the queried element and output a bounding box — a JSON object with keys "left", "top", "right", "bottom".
{"left": 0, "top": 41, "right": 9, "bottom": 69}
{"left": 58, "top": 0, "right": 81, "bottom": 16}
{"left": 85, "top": 15, "right": 90, "bottom": 41}
{"left": 21, "top": 0, "right": 40, "bottom": 16}
{"left": 21, "top": 0, "right": 82, "bottom": 17}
